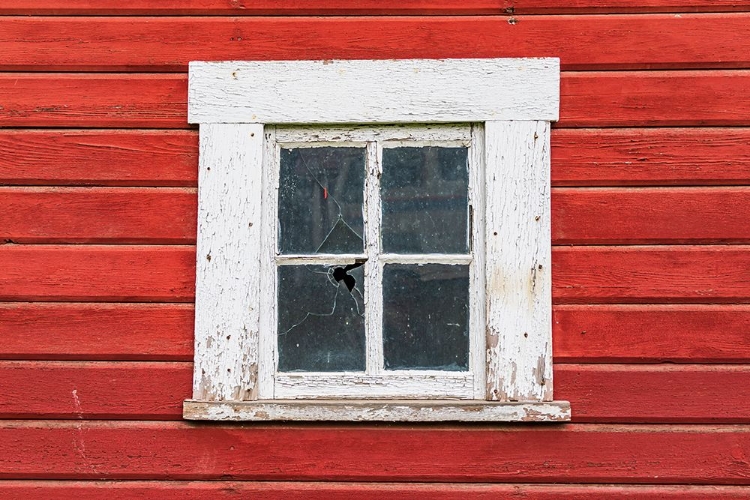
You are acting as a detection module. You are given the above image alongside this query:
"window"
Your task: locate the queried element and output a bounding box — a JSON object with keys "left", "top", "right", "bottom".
{"left": 184, "top": 58, "right": 570, "bottom": 422}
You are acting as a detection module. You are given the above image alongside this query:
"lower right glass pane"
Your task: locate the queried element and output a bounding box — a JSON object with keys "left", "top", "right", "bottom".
{"left": 382, "top": 264, "right": 470, "bottom": 371}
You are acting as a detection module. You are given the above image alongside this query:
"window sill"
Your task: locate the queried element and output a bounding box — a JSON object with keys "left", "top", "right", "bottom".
{"left": 183, "top": 400, "right": 571, "bottom": 422}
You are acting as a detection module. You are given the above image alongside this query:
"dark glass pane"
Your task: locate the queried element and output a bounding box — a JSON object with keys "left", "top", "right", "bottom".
{"left": 277, "top": 264, "right": 365, "bottom": 372}
{"left": 381, "top": 147, "right": 469, "bottom": 254}
{"left": 382, "top": 264, "right": 469, "bottom": 371}
{"left": 279, "top": 147, "right": 365, "bottom": 254}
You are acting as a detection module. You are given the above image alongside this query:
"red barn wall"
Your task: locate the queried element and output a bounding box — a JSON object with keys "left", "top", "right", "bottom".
{"left": 1, "top": 1, "right": 750, "bottom": 497}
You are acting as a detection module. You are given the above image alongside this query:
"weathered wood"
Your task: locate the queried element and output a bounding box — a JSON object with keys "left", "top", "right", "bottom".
{"left": 189, "top": 59, "right": 559, "bottom": 124}
{"left": 4, "top": 362, "right": 750, "bottom": 422}
{"left": 552, "top": 128, "right": 750, "bottom": 186}
{"left": 193, "top": 124, "right": 263, "bottom": 401}
{"left": 553, "top": 187, "right": 750, "bottom": 244}
{"left": 0, "top": 303, "right": 193, "bottom": 361}
{"left": 0, "top": 187, "right": 196, "bottom": 244}
{"left": 553, "top": 246, "right": 750, "bottom": 304}
{"left": 485, "top": 121, "right": 552, "bottom": 402}
{"left": 2, "top": 129, "right": 748, "bottom": 187}
{"left": 3, "top": 16, "right": 750, "bottom": 71}
{"left": 0, "top": 130, "right": 197, "bottom": 187}
{"left": 0, "top": 246, "right": 194, "bottom": 302}
{"left": 1, "top": 422, "right": 749, "bottom": 482}
{"left": 4, "top": 72, "right": 750, "bottom": 129}
{"left": 554, "top": 305, "right": 750, "bottom": 363}
{"left": 3, "top": 482, "right": 750, "bottom": 500}
{"left": 184, "top": 400, "right": 571, "bottom": 422}
{"left": 1, "top": 0, "right": 749, "bottom": 15}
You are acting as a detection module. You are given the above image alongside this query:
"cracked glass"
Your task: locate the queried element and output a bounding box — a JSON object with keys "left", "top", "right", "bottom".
{"left": 381, "top": 146, "right": 469, "bottom": 254}
{"left": 382, "top": 264, "right": 470, "bottom": 371}
{"left": 278, "top": 147, "right": 365, "bottom": 254}
{"left": 277, "top": 264, "right": 366, "bottom": 372}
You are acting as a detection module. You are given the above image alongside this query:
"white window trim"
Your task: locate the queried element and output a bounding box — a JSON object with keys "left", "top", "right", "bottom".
{"left": 183, "top": 58, "right": 570, "bottom": 422}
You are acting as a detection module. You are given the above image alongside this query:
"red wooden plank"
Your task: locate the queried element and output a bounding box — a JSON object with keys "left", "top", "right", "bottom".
{"left": 0, "top": 421, "right": 749, "bottom": 482}
{"left": 2, "top": 481, "right": 750, "bottom": 500}
{"left": 0, "top": 246, "right": 194, "bottom": 302}
{"left": 2, "top": 15, "right": 750, "bottom": 71}
{"left": 3, "top": 361, "right": 750, "bottom": 423}
{"left": 0, "top": 188, "right": 197, "bottom": 244}
{"left": 554, "top": 305, "right": 750, "bottom": 363}
{"left": 560, "top": 71, "right": 750, "bottom": 127}
{"left": 0, "top": 74, "right": 187, "bottom": 128}
{"left": 553, "top": 246, "right": 750, "bottom": 304}
{"left": 552, "top": 128, "right": 750, "bottom": 187}
{"left": 3, "top": 129, "right": 748, "bottom": 187}
{"left": 2, "top": 246, "right": 749, "bottom": 303}
{"left": 0, "top": 131, "right": 197, "bottom": 187}
{"left": 4, "top": 72, "right": 749, "bottom": 129}
{"left": 0, "top": 0, "right": 748, "bottom": 15}
{"left": 5, "top": 187, "right": 750, "bottom": 244}
{"left": 1, "top": 303, "right": 746, "bottom": 363}
{"left": 0, "top": 303, "right": 193, "bottom": 361}
{"left": 553, "top": 187, "right": 750, "bottom": 245}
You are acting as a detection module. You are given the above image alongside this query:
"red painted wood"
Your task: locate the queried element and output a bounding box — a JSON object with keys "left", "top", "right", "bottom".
{"left": 552, "top": 128, "right": 750, "bottom": 186}
{"left": 0, "top": 422, "right": 748, "bottom": 482}
{"left": 4, "top": 72, "right": 749, "bottom": 129}
{"left": 3, "top": 482, "right": 750, "bottom": 500}
{"left": 3, "top": 129, "right": 748, "bottom": 187}
{"left": 3, "top": 361, "right": 750, "bottom": 423}
{"left": 0, "top": 188, "right": 197, "bottom": 244}
{"left": 554, "top": 305, "right": 750, "bottom": 363}
{"left": 553, "top": 246, "right": 750, "bottom": 304}
{"left": 0, "top": 246, "right": 194, "bottom": 302}
{"left": 3, "top": 246, "right": 749, "bottom": 303}
{"left": 561, "top": 71, "right": 750, "bottom": 127}
{"left": 0, "top": 131, "right": 197, "bottom": 187}
{"left": 553, "top": 187, "right": 750, "bottom": 244}
{"left": 6, "top": 187, "right": 750, "bottom": 244}
{"left": 0, "top": 74, "right": 187, "bottom": 129}
{"left": 0, "top": 303, "right": 193, "bottom": 361}
{"left": 0, "top": 362, "right": 191, "bottom": 420}
{"left": 2, "top": 15, "right": 750, "bottom": 71}
{"left": 1, "top": 303, "right": 746, "bottom": 363}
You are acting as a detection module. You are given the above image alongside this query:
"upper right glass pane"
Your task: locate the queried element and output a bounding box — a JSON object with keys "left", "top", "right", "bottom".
{"left": 381, "top": 146, "right": 469, "bottom": 254}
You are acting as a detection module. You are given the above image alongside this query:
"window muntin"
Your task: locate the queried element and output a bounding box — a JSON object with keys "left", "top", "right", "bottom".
{"left": 261, "top": 125, "right": 485, "bottom": 399}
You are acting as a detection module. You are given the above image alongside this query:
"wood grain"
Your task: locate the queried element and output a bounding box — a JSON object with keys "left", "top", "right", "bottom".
{"left": 554, "top": 305, "right": 750, "bottom": 363}
{"left": 3, "top": 0, "right": 750, "bottom": 15}
{"left": 4, "top": 72, "right": 749, "bottom": 129}
{"left": 0, "top": 246, "right": 194, "bottom": 302}
{"left": 2, "top": 15, "right": 750, "bottom": 71}
{"left": 1, "top": 422, "right": 749, "bottom": 482}
{"left": 0, "top": 131, "right": 197, "bottom": 186}
{"left": 552, "top": 128, "right": 750, "bottom": 186}
{"left": 0, "top": 303, "right": 193, "bottom": 361}
{"left": 2, "top": 128, "right": 749, "bottom": 187}
{"left": 3, "top": 361, "right": 749, "bottom": 423}
{"left": 4, "top": 482, "right": 750, "bottom": 499}
{"left": 553, "top": 187, "right": 750, "bottom": 244}
{"left": 553, "top": 246, "right": 750, "bottom": 304}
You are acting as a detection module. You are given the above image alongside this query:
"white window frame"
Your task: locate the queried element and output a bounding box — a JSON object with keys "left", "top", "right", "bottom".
{"left": 183, "top": 58, "right": 570, "bottom": 422}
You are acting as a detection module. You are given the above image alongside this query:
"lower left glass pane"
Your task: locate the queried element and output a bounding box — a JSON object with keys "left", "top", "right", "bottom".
{"left": 277, "top": 264, "right": 366, "bottom": 372}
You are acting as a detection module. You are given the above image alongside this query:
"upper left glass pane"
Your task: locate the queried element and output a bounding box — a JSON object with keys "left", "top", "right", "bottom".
{"left": 278, "top": 147, "right": 366, "bottom": 254}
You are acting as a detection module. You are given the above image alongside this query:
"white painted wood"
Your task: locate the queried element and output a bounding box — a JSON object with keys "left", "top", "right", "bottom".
{"left": 257, "top": 126, "right": 277, "bottom": 399}
{"left": 193, "top": 123, "right": 264, "bottom": 401}
{"left": 378, "top": 254, "right": 473, "bottom": 265}
{"left": 276, "top": 254, "right": 367, "bottom": 265}
{"left": 275, "top": 124, "right": 471, "bottom": 143}
{"left": 469, "top": 123, "right": 487, "bottom": 400}
{"left": 184, "top": 400, "right": 571, "bottom": 422}
{"left": 275, "top": 372, "right": 474, "bottom": 399}
{"left": 484, "top": 120, "right": 553, "bottom": 402}
{"left": 364, "top": 141, "right": 382, "bottom": 376}
{"left": 189, "top": 58, "right": 560, "bottom": 124}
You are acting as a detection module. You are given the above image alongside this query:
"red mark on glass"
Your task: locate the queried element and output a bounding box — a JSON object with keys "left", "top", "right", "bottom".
{"left": 323, "top": 187, "right": 328, "bottom": 199}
